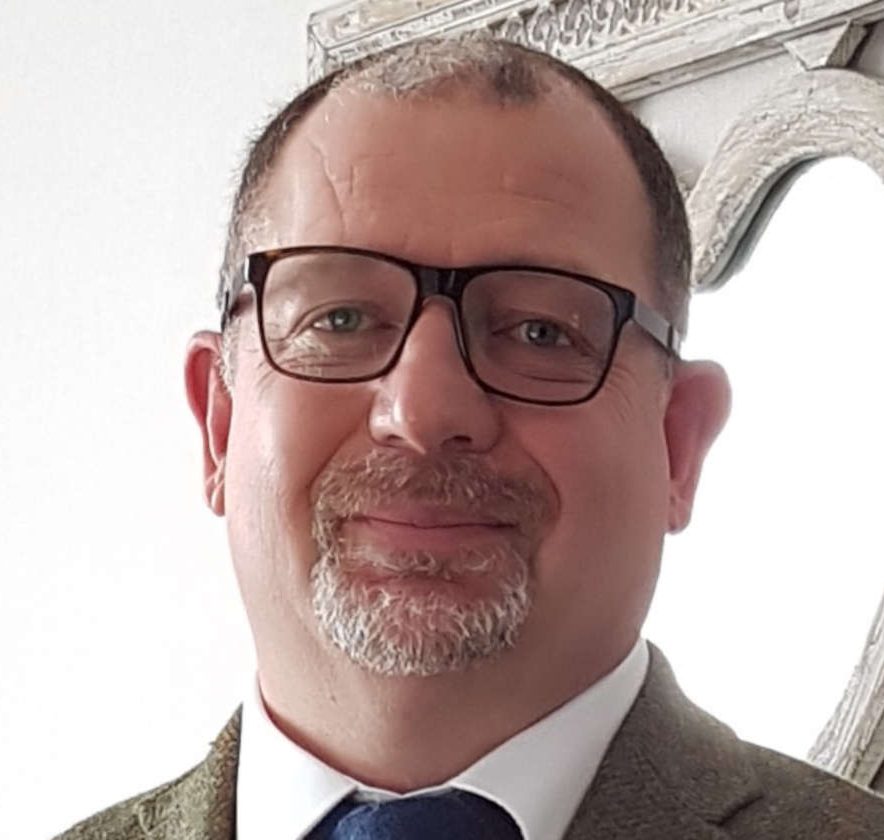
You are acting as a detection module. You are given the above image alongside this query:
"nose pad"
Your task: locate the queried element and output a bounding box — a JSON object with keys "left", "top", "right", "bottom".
{"left": 404, "top": 294, "right": 470, "bottom": 369}
{"left": 429, "top": 295, "right": 471, "bottom": 367}
{"left": 367, "top": 301, "right": 501, "bottom": 455}
{"left": 391, "top": 294, "right": 479, "bottom": 393}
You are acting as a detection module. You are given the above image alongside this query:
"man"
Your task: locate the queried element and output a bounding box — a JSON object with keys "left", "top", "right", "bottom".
{"left": 56, "top": 33, "right": 884, "bottom": 839}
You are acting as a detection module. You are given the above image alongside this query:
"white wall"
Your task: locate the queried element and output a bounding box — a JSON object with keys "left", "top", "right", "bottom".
{"left": 3, "top": 4, "right": 883, "bottom": 839}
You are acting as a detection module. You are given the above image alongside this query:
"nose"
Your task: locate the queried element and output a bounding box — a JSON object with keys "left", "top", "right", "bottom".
{"left": 368, "top": 301, "right": 502, "bottom": 455}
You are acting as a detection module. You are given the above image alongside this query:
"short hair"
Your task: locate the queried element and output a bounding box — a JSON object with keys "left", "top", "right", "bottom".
{"left": 218, "top": 32, "right": 690, "bottom": 385}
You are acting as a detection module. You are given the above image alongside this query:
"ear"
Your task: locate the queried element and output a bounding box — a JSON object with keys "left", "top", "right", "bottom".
{"left": 184, "top": 331, "right": 231, "bottom": 516}
{"left": 663, "top": 360, "right": 731, "bottom": 533}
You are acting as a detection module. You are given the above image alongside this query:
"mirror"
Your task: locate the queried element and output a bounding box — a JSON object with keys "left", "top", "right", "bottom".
{"left": 646, "top": 156, "right": 884, "bottom": 764}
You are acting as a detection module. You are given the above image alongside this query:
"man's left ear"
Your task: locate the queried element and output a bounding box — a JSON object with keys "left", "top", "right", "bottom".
{"left": 663, "top": 360, "right": 731, "bottom": 533}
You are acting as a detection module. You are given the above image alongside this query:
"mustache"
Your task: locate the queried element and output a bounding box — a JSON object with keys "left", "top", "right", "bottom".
{"left": 311, "top": 449, "right": 555, "bottom": 535}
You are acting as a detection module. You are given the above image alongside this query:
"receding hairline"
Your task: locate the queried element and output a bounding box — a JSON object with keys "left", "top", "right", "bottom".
{"left": 238, "top": 64, "right": 653, "bottom": 266}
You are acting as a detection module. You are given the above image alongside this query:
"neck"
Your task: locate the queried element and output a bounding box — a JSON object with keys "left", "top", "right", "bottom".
{"left": 256, "top": 633, "right": 637, "bottom": 791}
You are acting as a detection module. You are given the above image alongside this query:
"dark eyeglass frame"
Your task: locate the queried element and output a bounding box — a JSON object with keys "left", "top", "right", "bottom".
{"left": 220, "top": 245, "right": 683, "bottom": 406}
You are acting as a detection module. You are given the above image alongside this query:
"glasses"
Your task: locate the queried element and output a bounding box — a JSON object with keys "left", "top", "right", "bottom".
{"left": 221, "top": 246, "right": 682, "bottom": 406}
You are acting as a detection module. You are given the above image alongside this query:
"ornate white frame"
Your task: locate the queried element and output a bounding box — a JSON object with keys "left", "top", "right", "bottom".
{"left": 307, "top": 0, "right": 881, "bottom": 100}
{"left": 307, "top": 0, "right": 884, "bottom": 788}
{"left": 689, "top": 67, "right": 884, "bottom": 287}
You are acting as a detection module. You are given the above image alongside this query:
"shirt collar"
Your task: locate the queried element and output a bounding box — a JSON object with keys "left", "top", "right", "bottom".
{"left": 449, "top": 638, "right": 648, "bottom": 839}
{"left": 237, "top": 639, "right": 648, "bottom": 840}
{"left": 237, "top": 684, "right": 356, "bottom": 840}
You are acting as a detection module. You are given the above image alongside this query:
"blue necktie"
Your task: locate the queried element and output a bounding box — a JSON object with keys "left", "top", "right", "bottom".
{"left": 308, "top": 789, "right": 523, "bottom": 839}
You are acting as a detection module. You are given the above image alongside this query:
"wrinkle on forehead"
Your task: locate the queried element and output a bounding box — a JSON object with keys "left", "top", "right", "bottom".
{"left": 264, "top": 134, "right": 348, "bottom": 246}
{"left": 261, "top": 86, "right": 654, "bottom": 287}
{"left": 308, "top": 137, "right": 351, "bottom": 221}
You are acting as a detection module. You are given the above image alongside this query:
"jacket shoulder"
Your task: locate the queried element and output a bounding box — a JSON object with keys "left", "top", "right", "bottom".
{"left": 51, "top": 707, "right": 242, "bottom": 840}
{"left": 51, "top": 762, "right": 204, "bottom": 840}
{"left": 727, "top": 741, "right": 884, "bottom": 839}
{"left": 574, "top": 645, "right": 884, "bottom": 840}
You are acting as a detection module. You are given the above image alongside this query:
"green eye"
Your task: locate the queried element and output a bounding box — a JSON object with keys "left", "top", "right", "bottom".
{"left": 518, "top": 320, "right": 570, "bottom": 347}
{"left": 315, "top": 308, "right": 364, "bottom": 332}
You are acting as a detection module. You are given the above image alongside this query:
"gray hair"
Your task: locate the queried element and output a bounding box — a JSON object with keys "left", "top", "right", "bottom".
{"left": 218, "top": 32, "right": 691, "bottom": 389}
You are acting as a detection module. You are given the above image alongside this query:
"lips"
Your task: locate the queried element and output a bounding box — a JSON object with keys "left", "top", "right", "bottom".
{"left": 341, "top": 507, "right": 516, "bottom": 553}
{"left": 354, "top": 507, "right": 513, "bottom": 530}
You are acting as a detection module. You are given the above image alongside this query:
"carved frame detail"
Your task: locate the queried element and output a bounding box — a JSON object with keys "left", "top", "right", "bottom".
{"left": 308, "top": 0, "right": 884, "bottom": 99}
{"left": 689, "top": 68, "right": 884, "bottom": 289}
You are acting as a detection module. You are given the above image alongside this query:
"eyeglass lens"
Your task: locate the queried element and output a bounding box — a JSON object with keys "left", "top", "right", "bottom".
{"left": 260, "top": 252, "right": 618, "bottom": 403}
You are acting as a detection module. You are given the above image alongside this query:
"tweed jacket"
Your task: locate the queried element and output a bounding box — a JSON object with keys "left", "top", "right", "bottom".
{"left": 55, "top": 646, "right": 884, "bottom": 839}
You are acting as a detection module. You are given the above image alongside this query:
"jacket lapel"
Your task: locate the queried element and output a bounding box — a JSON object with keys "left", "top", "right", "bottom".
{"left": 564, "top": 644, "right": 763, "bottom": 839}
{"left": 135, "top": 707, "right": 241, "bottom": 840}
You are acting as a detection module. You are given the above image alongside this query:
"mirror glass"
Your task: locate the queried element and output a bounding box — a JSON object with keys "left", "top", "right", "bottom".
{"left": 646, "top": 157, "right": 884, "bottom": 763}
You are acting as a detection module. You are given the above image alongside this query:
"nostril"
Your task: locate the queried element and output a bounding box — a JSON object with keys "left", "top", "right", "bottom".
{"left": 441, "top": 434, "right": 476, "bottom": 451}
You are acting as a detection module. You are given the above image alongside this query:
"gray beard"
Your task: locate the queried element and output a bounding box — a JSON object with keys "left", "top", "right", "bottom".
{"left": 309, "top": 541, "right": 532, "bottom": 676}
{"left": 307, "top": 450, "right": 551, "bottom": 677}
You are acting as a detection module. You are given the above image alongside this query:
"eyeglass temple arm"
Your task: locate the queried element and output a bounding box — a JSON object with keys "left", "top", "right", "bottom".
{"left": 220, "top": 263, "right": 250, "bottom": 331}
{"left": 632, "top": 299, "right": 683, "bottom": 357}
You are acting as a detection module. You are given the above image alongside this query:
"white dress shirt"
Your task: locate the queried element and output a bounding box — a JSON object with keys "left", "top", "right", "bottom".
{"left": 237, "top": 639, "right": 648, "bottom": 840}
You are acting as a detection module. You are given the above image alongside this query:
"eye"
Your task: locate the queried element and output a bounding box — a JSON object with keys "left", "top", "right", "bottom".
{"left": 515, "top": 319, "right": 573, "bottom": 348}
{"left": 311, "top": 307, "right": 370, "bottom": 332}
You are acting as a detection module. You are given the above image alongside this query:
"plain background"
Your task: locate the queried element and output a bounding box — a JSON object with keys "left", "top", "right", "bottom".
{"left": 2, "top": 3, "right": 883, "bottom": 838}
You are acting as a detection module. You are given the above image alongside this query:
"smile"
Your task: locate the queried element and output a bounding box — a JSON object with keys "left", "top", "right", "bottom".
{"left": 344, "top": 509, "right": 515, "bottom": 552}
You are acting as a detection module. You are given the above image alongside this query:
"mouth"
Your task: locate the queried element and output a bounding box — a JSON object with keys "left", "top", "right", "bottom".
{"left": 343, "top": 507, "right": 516, "bottom": 552}
{"left": 359, "top": 506, "right": 512, "bottom": 528}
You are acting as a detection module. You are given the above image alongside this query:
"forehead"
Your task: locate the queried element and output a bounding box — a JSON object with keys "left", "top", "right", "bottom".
{"left": 259, "top": 81, "right": 654, "bottom": 291}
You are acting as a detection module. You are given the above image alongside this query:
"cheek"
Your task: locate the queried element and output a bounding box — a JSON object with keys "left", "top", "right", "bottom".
{"left": 519, "top": 405, "right": 670, "bottom": 599}
{"left": 224, "top": 374, "right": 372, "bottom": 587}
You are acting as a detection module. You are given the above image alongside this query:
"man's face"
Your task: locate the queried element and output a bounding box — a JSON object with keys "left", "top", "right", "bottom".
{"left": 196, "top": 82, "right": 704, "bottom": 688}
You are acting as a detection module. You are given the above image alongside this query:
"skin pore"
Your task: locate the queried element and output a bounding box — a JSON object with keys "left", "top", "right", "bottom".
{"left": 185, "top": 79, "right": 730, "bottom": 791}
